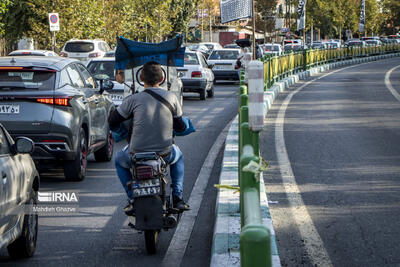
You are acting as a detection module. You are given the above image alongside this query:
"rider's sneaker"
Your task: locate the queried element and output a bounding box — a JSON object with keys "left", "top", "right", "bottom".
{"left": 124, "top": 199, "right": 135, "bottom": 216}
{"left": 173, "top": 196, "right": 190, "bottom": 211}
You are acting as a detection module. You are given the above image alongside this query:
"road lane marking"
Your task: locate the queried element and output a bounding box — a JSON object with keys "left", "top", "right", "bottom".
{"left": 162, "top": 119, "right": 233, "bottom": 267}
{"left": 385, "top": 65, "right": 400, "bottom": 102}
{"left": 274, "top": 65, "right": 366, "bottom": 267}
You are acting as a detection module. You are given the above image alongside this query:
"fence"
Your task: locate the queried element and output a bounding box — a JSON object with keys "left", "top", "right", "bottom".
{"left": 238, "top": 71, "right": 271, "bottom": 267}
{"left": 263, "top": 44, "right": 400, "bottom": 89}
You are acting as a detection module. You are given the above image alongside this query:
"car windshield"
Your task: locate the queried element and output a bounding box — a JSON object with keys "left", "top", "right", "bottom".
{"left": 209, "top": 50, "right": 239, "bottom": 60}
{"left": 366, "top": 40, "right": 377, "bottom": 44}
{"left": 328, "top": 43, "right": 338, "bottom": 48}
{"left": 348, "top": 42, "right": 362, "bottom": 46}
{"left": 184, "top": 53, "right": 199, "bottom": 65}
{"left": 9, "top": 52, "right": 45, "bottom": 56}
{"left": 0, "top": 70, "right": 55, "bottom": 90}
{"left": 312, "top": 43, "right": 323, "bottom": 48}
{"left": 189, "top": 45, "right": 199, "bottom": 50}
{"left": 203, "top": 44, "right": 214, "bottom": 50}
{"left": 64, "top": 42, "right": 94, "bottom": 53}
{"left": 264, "top": 45, "right": 280, "bottom": 51}
{"left": 87, "top": 61, "right": 116, "bottom": 80}
{"left": 284, "top": 45, "right": 302, "bottom": 51}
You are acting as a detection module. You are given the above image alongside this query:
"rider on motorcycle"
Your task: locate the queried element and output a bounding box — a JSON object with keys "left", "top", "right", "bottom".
{"left": 109, "top": 61, "right": 192, "bottom": 213}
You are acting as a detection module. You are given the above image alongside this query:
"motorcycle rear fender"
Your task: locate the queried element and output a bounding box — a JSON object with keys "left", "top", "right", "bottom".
{"left": 134, "top": 195, "right": 163, "bottom": 230}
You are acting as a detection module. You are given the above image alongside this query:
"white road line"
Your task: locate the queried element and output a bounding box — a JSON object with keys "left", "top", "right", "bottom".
{"left": 274, "top": 65, "right": 364, "bottom": 267}
{"left": 162, "top": 119, "right": 233, "bottom": 267}
{"left": 385, "top": 65, "right": 400, "bottom": 102}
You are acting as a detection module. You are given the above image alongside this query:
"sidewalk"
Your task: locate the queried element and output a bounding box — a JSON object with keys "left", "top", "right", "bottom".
{"left": 210, "top": 52, "right": 400, "bottom": 267}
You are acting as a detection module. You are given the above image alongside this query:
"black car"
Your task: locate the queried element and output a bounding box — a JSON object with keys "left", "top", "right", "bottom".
{"left": 0, "top": 57, "right": 115, "bottom": 181}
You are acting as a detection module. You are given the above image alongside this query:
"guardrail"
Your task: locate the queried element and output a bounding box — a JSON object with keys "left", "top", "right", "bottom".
{"left": 238, "top": 70, "right": 271, "bottom": 267}
{"left": 263, "top": 44, "right": 400, "bottom": 89}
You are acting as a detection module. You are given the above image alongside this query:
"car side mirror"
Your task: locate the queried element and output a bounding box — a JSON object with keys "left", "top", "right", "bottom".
{"left": 14, "top": 137, "right": 34, "bottom": 154}
{"left": 99, "top": 79, "right": 114, "bottom": 94}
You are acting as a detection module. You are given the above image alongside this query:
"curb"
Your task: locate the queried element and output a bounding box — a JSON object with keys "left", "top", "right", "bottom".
{"left": 210, "top": 52, "right": 400, "bottom": 267}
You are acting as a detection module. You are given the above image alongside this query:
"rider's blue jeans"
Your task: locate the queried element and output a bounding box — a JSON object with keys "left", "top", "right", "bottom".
{"left": 114, "top": 145, "right": 184, "bottom": 200}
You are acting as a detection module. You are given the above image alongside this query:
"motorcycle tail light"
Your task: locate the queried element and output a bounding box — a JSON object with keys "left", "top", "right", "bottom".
{"left": 136, "top": 166, "right": 154, "bottom": 180}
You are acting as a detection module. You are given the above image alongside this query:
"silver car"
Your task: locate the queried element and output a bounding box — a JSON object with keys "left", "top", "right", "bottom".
{"left": 0, "top": 57, "right": 115, "bottom": 181}
{"left": 0, "top": 123, "right": 39, "bottom": 258}
{"left": 87, "top": 57, "right": 129, "bottom": 106}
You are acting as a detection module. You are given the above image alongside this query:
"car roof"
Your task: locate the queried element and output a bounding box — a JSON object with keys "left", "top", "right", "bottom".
{"left": 0, "top": 56, "right": 79, "bottom": 70}
{"left": 212, "top": 48, "right": 240, "bottom": 52}
{"left": 9, "top": 49, "right": 54, "bottom": 53}
{"left": 87, "top": 57, "right": 116, "bottom": 63}
{"left": 65, "top": 39, "right": 105, "bottom": 43}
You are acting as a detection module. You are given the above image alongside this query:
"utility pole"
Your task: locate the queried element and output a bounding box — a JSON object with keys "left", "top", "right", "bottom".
{"left": 252, "top": 0, "right": 256, "bottom": 59}
{"left": 209, "top": 13, "right": 212, "bottom": 42}
{"left": 311, "top": 22, "right": 313, "bottom": 45}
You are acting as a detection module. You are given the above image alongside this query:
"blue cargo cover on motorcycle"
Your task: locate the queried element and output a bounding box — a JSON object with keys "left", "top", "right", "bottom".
{"left": 115, "top": 35, "right": 185, "bottom": 70}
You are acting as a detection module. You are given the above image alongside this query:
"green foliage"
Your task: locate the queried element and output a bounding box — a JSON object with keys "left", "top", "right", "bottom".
{"left": 0, "top": 0, "right": 199, "bottom": 50}
{"left": 305, "top": 0, "right": 394, "bottom": 39}
{"left": 0, "top": 0, "right": 11, "bottom": 37}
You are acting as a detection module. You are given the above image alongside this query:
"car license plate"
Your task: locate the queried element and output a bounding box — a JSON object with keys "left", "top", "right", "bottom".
{"left": 0, "top": 105, "right": 19, "bottom": 114}
{"left": 215, "top": 65, "right": 230, "bottom": 70}
{"left": 111, "top": 94, "right": 123, "bottom": 101}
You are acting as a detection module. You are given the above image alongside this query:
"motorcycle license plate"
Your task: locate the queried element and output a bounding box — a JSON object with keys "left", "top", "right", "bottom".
{"left": 132, "top": 178, "right": 161, "bottom": 197}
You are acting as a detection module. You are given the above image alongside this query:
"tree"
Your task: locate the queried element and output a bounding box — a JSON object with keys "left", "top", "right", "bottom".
{"left": 381, "top": 0, "right": 400, "bottom": 34}
{"left": 255, "top": 0, "right": 278, "bottom": 41}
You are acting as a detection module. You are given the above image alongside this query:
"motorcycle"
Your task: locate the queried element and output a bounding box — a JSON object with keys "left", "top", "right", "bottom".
{"left": 126, "top": 151, "right": 182, "bottom": 254}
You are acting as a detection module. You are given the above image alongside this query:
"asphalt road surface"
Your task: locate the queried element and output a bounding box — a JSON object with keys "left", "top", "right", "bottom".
{"left": 0, "top": 82, "right": 238, "bottom": 267}
{"left": 261, "top": 57, "right": 400, "bottom": 267}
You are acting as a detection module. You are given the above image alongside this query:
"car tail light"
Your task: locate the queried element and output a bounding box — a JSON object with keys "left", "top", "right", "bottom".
{"left": 59, "top": 52, "right": 68, "bottom": 57}
{"left": 89, "top": 52, "right": 101, "bottom": 58}
{"left": 42, "top": 139, "right": 65, "bottom": 143}
{"left": 191, "top": 71, "right": 202, "bottom": 78}
{"left": 36, "top": 97, "right": 70, "bottom": 106}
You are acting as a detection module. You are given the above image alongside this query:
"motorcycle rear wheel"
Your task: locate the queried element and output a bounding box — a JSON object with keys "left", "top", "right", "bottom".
{"left": 144, "top": 230, "right": 159, "bottom": 254}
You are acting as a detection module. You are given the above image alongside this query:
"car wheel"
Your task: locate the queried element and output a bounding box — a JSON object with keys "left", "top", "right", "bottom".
{"left": 7, "top": 190, "right": 38, "bottom": 258}
{"left": 207, "top": 84, "right": 214, "bottom": 98}
{"left": 94, "top": 128, "right": 114, "bottom": 162}
{"left": 199, "top": 88, "right": 206, "bottom": 100}
{"left": 64, "top": 128, "right": 87, "bottom": 181}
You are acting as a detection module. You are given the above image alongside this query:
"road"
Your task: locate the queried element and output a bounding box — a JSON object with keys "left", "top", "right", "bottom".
{"left": 261, "top": 57, "right": 400, "bottom": 267}
{"left": 0, "top": 83, "right": 238, "bottom": 267}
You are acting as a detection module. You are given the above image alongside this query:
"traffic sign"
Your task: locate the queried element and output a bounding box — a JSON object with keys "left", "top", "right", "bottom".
{"left": 48, "top": 13, "right": 60, "bottom": 31}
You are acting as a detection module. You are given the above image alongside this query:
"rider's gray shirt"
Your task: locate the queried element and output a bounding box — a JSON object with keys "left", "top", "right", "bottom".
{"left": 117, "top": 87, "right": 182, "bottom": 154}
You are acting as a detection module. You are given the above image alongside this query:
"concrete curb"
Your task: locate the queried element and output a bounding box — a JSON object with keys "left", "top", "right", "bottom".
{"left": 210, "top": 52, "right": 400, "bottom": 267}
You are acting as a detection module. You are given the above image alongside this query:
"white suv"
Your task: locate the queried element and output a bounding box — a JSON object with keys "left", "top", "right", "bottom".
{"left": 60, "top": 39, "right": 111, "bottom": 62}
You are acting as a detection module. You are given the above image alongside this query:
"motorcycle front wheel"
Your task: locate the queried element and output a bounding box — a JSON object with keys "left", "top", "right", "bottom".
{"left": 144, "top": 230, "right": 159, "bottom": 254}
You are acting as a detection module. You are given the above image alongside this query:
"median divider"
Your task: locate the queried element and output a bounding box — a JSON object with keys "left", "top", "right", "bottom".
{"left": 211, "top": 47, "right": 400, "bottom": 267}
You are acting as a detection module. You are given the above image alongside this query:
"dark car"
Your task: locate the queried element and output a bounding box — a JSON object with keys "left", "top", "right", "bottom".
{"left": 0, "top": 57, "right": 115, "bottom": 181}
